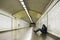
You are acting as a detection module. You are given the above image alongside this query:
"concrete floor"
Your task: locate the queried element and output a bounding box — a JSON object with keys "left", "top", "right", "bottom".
{"left": 31, "top": 32, "right": 58, "bottom": 40}
{"left": 0, "top": 27, "right": 60, "bottom": 40}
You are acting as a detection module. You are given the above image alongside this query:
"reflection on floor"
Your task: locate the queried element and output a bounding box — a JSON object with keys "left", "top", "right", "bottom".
{"left": 0, "top": 27, "right": 60, "bottom": 40}
{"left": 0, "top": 27, "right": 33, "bottom": 40}
{"left": 31, "top": 31, "right": 60, "bottom": 40}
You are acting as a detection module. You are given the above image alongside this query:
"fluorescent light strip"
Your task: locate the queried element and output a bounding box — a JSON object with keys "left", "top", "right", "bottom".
{"left": 19, "top": 0, "right": 23, "bottom": 2}
{"left": 19, "top": 0, "right": 33, "bottom": 23}
{"left": 21, "top": 2, "right": 24, "bottom": 5}
{"left": 24, "top": 8, "right": 33, "bottom": 23}
{"left": 21, "top": 2, "right": 26, "bottom": 8}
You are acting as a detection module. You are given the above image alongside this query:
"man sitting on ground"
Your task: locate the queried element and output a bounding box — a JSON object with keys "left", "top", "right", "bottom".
{"left": 34, "top": 24, "right": 47, "bottom": 34}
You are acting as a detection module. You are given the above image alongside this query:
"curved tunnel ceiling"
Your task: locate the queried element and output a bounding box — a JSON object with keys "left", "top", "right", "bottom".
{"left": 0, "top": 0, "right": 53, "bottom": 23}
{"left": 24, "top": 0, "right": 52, "bottom": 13}
{"left": 13, "top": 10, "right": 41, "bottom": 23}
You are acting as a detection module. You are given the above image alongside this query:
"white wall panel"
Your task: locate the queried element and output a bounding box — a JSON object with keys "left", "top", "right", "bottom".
{"left": 0, "top": 14, "right": 12, "bottom": 31}
{"left": 40, "top": 14, "right": 48, "bottom": 27}
{"left": 36, "top": 1, "right": 60, "bottom": 37}
{"left": 16, "top": 19, "right": 29, "bottom": 29}
{"left": 48, "top": 1, "right": 60, "bottom": 37}
{"left": 0, "top": 10, "right": 14, "bottom": 31}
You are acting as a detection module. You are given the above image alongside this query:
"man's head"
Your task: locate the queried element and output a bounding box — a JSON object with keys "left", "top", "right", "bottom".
{"left": 42, "top": 24, "right": 46, "bottom": 27}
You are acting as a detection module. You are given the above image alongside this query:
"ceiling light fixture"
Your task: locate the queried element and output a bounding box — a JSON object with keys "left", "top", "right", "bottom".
{"left": 19, "top": 0, "right": 33, "bottom": 23}
{"left": 23, "top": 5, "right": 33, "bottom": 22}
{"left": 21, "top": 2, "right": 24, "bottom": 5}
{"left": 21, "top": 2, "right": 26, "bottom": 8}
{"left": 19, "top": 0, "right": 23, "bottom": 2}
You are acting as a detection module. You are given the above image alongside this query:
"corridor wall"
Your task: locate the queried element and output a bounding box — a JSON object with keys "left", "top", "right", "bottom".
{"left": 0, "top": 9, "right": 14, "bottom": 31}
{"left": 16, "top": 19, "right": 29, "bottom": 29}
{"left": 36, "top": 0, "right": 60, "bottom": 37}
{"left": 48, "top": 1, "right": 60, "bottom": 37}
{"left": 0, "top": 9, "right": 29, "bottom": 31}
{"left": 36, "top": 13, "right": 48, "bottom": 29}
